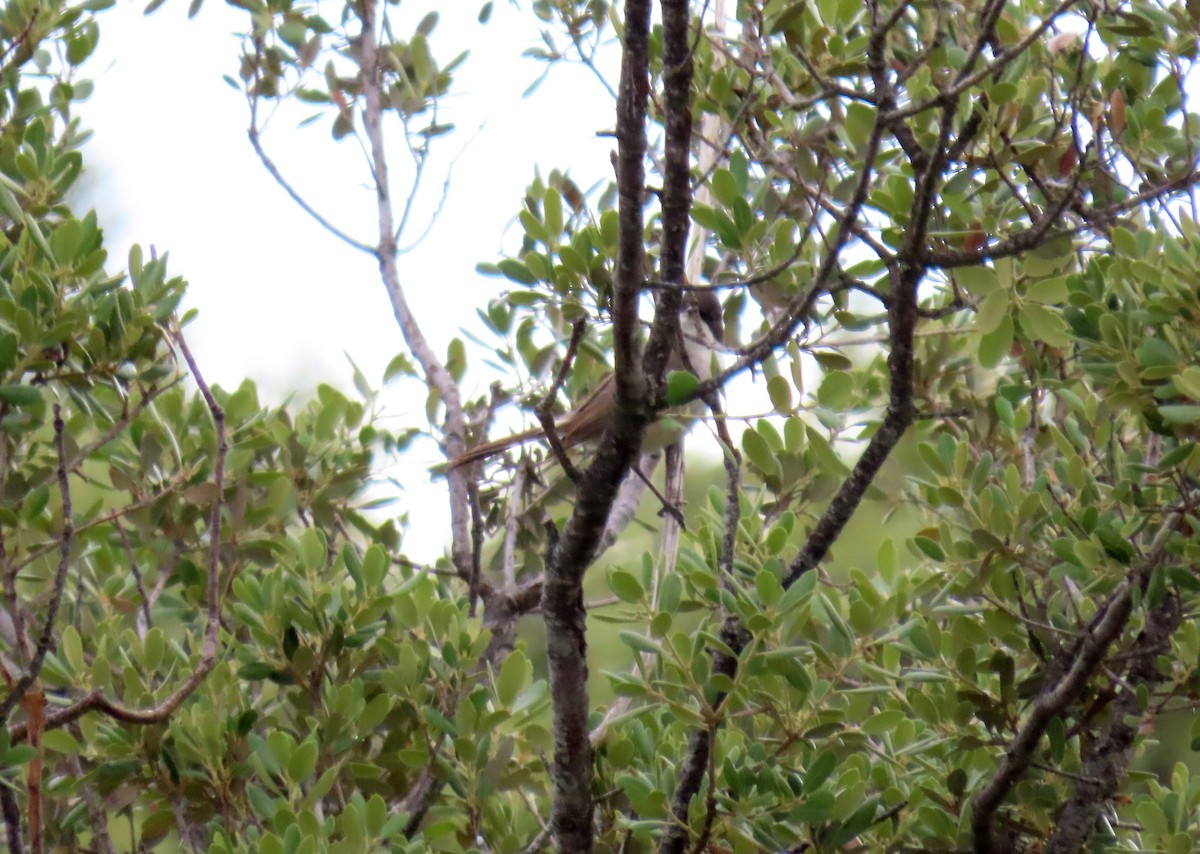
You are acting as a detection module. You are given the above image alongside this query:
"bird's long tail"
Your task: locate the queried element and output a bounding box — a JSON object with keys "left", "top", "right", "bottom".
{"left": 445, "top": 426, "right": 549, "bottom": 471}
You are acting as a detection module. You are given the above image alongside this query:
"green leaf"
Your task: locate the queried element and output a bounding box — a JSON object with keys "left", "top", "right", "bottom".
{"left": 61, "top": 626, "right": 83, "bottom": 674}
{"left": 1, "top": 745, "right": 36, "bottom": 766}
{"left": 1167, "top": 833, "right": 1194, "bottom": 854}
{"left": 665, "top": 370, "right": 699, "bottom": 406}
{"left": 496, "top": 649, "right": 528, "bottom": 706}
{"left": 1174, "top": 366, "right": 1200, "bottom": 400}
{"left": 975, "top": 289, "right": 1009, "bottom": 334}
{"left": 804, "top": 750, "right": 838, "bottom": 793}
{"left": 299, "top": 528, "right": 326, "bottom": 570}
{"left": 742, "top": 427, "right": 779, "bottom": 476}
{"left": 543, "top": 189, "right": 563, "bottom": 237}
{"left": 608, "top": 569, "right": 644, "bottom": 603}
{"left": 1159, "top": 405, "right": 1200, "bottom": 425}
{"left": 1026, "top": 275, "right": 1070, "bottom": 304}
{"left": 955, "top": 266, "right": 999, "bottom": 298}
{"left": 817, "top": 370, "right": 854, "bottom": 409}
{"left": 862, "top": 709, "right": 905, "bottom": 734}
{"left": 755, "top": 567, "right": 784, "bottom": 606}
{"left": 1111, "top": 226, "right": 1137, "bottom": 256}
{"left": 1018, "top": 303, "right": 1071, "bottom": 347}
{"left": 365, "top": 794, "right": 388, "bottom": 836}
{"left": 143, "top": 628, "right": 165, "bottom": 669}
{"left": 1095, "top": 528, "right": 1134, "bottom": 565}
{"left": 358, "top": 695, "right": 393, "bottom": 731}
{"left": 1135, "top": 799, "right": 1169, "bottom": 837}
{"left": 361, "top": 545, "right": 387, "bottom": 590}
{"left": 618, "top": 631, "right": 662, "bottom": 655}
{"left": 978, "top": 315, "right": 1014, "bottom": 367}
{"left": 0, "top": 385, "right": 41, "bottom": 407}
{"left": 710, "top": 168, "right": 738, "bottom": 206}
{"left": 497, "top": 258, "right": 537, "bottom": 285}
{"left": 239, "top": 662, "right": 278, "bottom": 681}
{"left": 778, "top": 568, "right": 816, "bottom": 612}
{"left": 558, "top": 244, "right": 588, "bottom": 275}
{"left": 41, "top": 729, "right": 81, "bottom": 755}
{"left": 791, "top": 789, "right": 835, "bottom": 823}
{"left": 767, "top": 375, "right": 793, "bottom": 414}
{"left": 912, "top": 536, "right": 945, "bottom": 561}
{"left": 1158, "top": 442, "right": 1196, "bottom": 469}
{"left": 287, "top": 739, "right": 319, "bottom": 782}
{"left": 415, "top": 10, "right": 438, "bottom": 35}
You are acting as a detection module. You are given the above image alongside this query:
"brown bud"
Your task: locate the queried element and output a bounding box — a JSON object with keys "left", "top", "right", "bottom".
{"left": 1109, "top": 88, "right": 1127, "bottom": 135}
{"left": 1058, "top": 145, "right": 1077, "bottom": 177}
{"left": 963, "top": 222, "right": 987, "bottom": 254}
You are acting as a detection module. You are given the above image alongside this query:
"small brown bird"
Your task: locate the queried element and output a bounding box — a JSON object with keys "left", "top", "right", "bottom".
{"left": 447, "top": 291, "right": 723, "bottom": 470}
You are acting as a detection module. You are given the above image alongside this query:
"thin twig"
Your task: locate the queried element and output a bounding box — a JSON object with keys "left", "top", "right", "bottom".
{"left": 247, "top": 117, "right": 373, "bottom": 254}
{"left": 115, "top": 520, "right": 152, "bottom": 639}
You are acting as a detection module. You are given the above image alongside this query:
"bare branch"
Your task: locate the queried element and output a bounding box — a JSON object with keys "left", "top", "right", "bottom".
{"left": 356, "top": 0, "right": 473, "bottom": 582}
{"left": 247, "top": 124, "right": 375, "bottom": 254}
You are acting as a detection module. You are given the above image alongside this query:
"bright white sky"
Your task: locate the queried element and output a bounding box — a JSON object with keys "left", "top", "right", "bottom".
{"left": 76, "top": 0, "right": 620, "bottom": 559}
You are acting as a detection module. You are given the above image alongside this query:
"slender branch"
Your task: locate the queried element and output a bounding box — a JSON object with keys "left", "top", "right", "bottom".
{"left": 591, "top": 450, "right": 657, "bottom": 558}
{"left": 590, "top": 446, "right": 682, "bottom": 749}
{"left": 693, "top": 70, "right": 888, "bottom": 403}
{"left": 0, "top": 9, "right": 38, "bottom": 79}
{"left": 536, "top": 320, "right": 588, "bottom": 480}
{"left": 115, "top": 520, "right": 152, "bottom": 639}
{"left": 685, "top": 717, "right": 721, "bottom": 854}
{"left": 24, "top": 686, "right": 43, "bottom": 854}
{"left": 642, "top": 0, "right": 695, "bottom": 385}
{"left": 783, "top": 0, "right": 928, "bottom": 585}
{"left": 468, "top": 480, "right": 484, "bottom": 616}
{"left": 356, "top": 0, "right": 473, "bottom": 584}
{"left": 12, "top": 469, "right": 191, "bottom": 576}
{"left": 26, "top": 381, "right": 176, "bottom": 496}
{"left": 644, "top": 241, "right": 805, "bottom": 293}
{"left": 247, "top": 124, "right": 374, "bottom": 254}
{"left": 0, "top": 407, "right": 73, "bottom": 722}
{"left": 501, "top": 466, "right": 526, "bottom": 590}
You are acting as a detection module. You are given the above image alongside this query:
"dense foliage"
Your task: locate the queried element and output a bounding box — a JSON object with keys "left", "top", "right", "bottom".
{"left": 3, "top": 0, "right": 1200, "bottom": 852}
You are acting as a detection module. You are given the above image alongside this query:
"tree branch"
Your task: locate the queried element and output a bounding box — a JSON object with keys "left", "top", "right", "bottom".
{"left": 247, "top": 123, "right": 374, "bottom": 254}
{"left": 356, "top": 0, "right": 473, "bottom": 581}
{"left": 542, "top": 0, "right": 656, "bottom": 847}
{"left": 1044, "top": 589, "right": 1182, "bottom": 853}
{"left": 971, "top": 517, "right": 1178, "bottom": 853}
{"left": 0, "top": 407, "right": 73, "bottom": 722}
